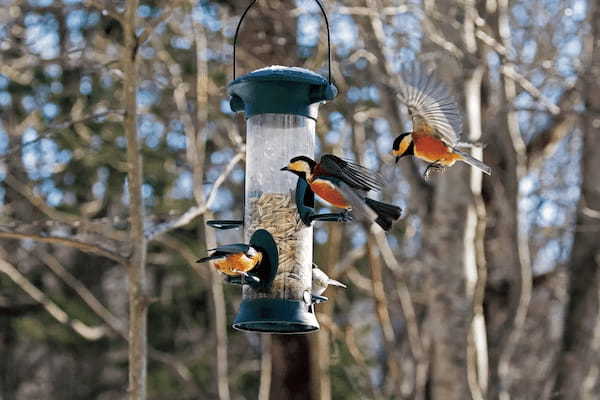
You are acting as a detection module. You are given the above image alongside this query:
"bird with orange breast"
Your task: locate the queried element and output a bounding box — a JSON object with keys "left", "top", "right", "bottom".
{"left": 197, "top": 244, "right": 262, "bottom": 281}
{"left": 392, "top": 64, "right": 492, "bottom": 177}
{"left": 281, "top": 154, "right": 402, "bottom": 231}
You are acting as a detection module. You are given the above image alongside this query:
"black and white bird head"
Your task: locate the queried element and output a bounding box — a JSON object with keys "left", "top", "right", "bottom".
{"left": 281, "top": 156, "right": 317, "bottom": 181}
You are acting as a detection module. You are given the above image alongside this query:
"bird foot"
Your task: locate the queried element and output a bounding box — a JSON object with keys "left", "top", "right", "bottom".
{"left": 338, "top": 209, "right": 353, "bottom": 222}
{"left": 308, "top": 211, "right": 353, "bottom": 223}
{"left": 224, "top": 275, "right": 243, "bottom": 285}
{"left": 311, "top": 294, "right": 329, "bottom": 304}
{"left": 233, "top": 270, "right": 260, "bottom": 285}
{"left": 244, "top": 275, "right": 261, "bottom": 284}
{"left": 424, "top": 162, "right": 446, "bottom": 180}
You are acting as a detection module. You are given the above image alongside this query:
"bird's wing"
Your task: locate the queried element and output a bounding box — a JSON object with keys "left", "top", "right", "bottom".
{"left": 396, "top": 63, "right": 463, "bottom": 146}
{"left": 318, "top": 154, "right": 384, "bottom": 192}
{"left": 208, "top": 243, "right": 252, "bottom": 255}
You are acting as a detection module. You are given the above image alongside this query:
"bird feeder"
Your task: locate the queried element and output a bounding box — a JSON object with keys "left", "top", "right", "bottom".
{"left": 228, "top": 0, "right": 337, "bottom": 333}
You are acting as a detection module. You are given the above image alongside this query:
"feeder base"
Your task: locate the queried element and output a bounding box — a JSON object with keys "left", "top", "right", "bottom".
{"left": 233, "top": 298, "right": 319, "bottom": 334}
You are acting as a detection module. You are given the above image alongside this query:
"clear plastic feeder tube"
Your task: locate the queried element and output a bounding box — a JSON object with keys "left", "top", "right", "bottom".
{"left": 244, "top": 113, "right": 315, "bottom": 301}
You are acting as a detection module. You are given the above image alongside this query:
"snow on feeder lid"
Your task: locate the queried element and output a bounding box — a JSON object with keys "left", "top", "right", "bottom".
{"left": 228, "top": 0, "right": 337, "bottom": 333}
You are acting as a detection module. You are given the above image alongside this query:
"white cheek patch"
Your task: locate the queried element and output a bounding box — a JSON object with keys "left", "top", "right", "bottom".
{"left": 289, "top": 161, "right": 309, "bottom": 174}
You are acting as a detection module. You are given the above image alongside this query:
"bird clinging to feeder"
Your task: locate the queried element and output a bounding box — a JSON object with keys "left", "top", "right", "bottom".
{"left": 197, "top": 243, "right": 263, "bottom": 282}
{"left": 311, "top": 264, "right": 346, "bottom": 296}
{"left": 196, "top": 229, "right": 279, "bottom": 289}
{"left": 281, "top": 154, "right": 402, "bottom": 231}
{"left": 392, "top": 64, "right": 492, "bottom": 177}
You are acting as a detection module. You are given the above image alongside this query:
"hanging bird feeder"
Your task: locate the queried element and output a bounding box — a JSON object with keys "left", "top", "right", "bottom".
{"left": 228, "top": 0, "right": 337, "bottom": 333}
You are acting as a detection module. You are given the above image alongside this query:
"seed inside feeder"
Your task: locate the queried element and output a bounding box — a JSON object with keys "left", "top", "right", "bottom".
{"left": 245, "top": 192, "right": 311, "bottom": 300}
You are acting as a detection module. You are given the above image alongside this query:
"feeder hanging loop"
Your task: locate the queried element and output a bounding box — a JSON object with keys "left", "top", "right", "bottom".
{"left": 232, "top": 0, "right": 333, "bottom": 84}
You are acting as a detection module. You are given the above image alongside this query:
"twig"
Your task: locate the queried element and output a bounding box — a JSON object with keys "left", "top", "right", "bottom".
{"left": 35, "top": 249, "right": 126, "bottom": 333}
{"left": 144, "top": 151, "right": 244, "bottom": 240}
{"left": 138, "top": 5, "right": 177, "bottom": 45}
{"left": 422, "top": 5, "right": 564, "bottom": 116}
{"left": 0, "top": 110, "right": 123, "bottom": 161}
{"left": 17, "top": 249, "right": 196, "bottom": 389}
{"left": 84, "top": 0, "right": 124, "bottom": 25}
{"left": 0, "top": 231, "right": 127, "bottom": 265}
{"left": 3, "top": 174, "right": 127, "bottom": 242}
{"left": 0, "top": 257, "right": 107, "bottom": 340}
{"left": 501, "top": 65, "right": 561, "bottom": 115}
{"left": 372, "top": 231, "right": 426, "bottom": 374}
{"left": 366, "top": 237, "right": 402, "bottom": 397}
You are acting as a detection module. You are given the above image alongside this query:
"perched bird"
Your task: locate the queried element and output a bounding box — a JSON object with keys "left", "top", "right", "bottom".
{"left": 392, "top": 64, "right": 492, "bottom": 176}
{"left": 281, "top": 154, "right": 402, "bottom": 231}
{"left": 311, "top": 264, "right": 347, "bottom": 296}
{"left": 197, "top": 244, "right": 263, "bottom": 279}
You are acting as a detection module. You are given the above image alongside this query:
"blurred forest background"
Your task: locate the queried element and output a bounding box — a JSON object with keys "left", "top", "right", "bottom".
{"left": 1, "top": 0, "right": 599, "bottom": 399}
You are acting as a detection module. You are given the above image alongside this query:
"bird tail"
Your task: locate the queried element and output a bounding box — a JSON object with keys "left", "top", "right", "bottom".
{"left": 453, "top": 149, "right": 492, "bottom": 175}
{"left": 328, "top": 279, "right": 347, "bottom": 289}
{"left": 364, "top": 198, "right": 402, "bottom": 231}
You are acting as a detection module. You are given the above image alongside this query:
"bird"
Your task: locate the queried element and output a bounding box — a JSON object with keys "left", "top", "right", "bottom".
{"left": 197, "top": 244, "right": 263, "bottom": 280}
{"left": 392, "top": 64, "right": 492, "bottom": 177}
{"left": 311, "top": 264, "right": 347, "bottom": 296}
{"left": 281, "top": 154, "right": 402, "bottom": 231}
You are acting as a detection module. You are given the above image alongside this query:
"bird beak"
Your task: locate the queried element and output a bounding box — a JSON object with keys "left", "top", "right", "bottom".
{"left": 395, "top": 156, "right": 400, "bottom": 164}
{"left": 280, "top": 166, "right": 289, "bottom": 171}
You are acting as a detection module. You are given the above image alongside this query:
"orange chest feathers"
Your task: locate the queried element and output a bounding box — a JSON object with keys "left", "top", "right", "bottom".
{"left": 309, "top": 178, "right": 350, "bottom": 209}
{"left": 213, "top": 253, "right": 259, "bottom": 276}
{"left": 412, "top": 133, "right": 461, "bottom": 165}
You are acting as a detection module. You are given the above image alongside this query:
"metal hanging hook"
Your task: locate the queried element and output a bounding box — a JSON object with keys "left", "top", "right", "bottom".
{"left": 232, "top": 0, "right": 333, "bottom": 83}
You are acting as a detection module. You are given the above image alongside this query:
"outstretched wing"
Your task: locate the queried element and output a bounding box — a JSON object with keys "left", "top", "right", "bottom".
{"left": 317, "top": 154, "right": 384, "bottom": 192}
{"left": 397, "top": 64, "right": 463, "bottom": 146}
{"left": 208, "top": 243, "right": 252, "bottom": 255}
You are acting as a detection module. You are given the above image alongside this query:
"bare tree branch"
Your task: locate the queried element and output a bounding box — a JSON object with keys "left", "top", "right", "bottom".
{"left": 0, "top": 231, "right": 127, "bottom": 264}
{"left": 0, "top": 110, "right": 124, "bottom": 161}
{"left": 84, "top": 0, "right": 124, "bottom": 25}
{"left": 144, "top": 151, "right": 244, "bottom": 240}
{"left": 3, "top": 174, "right": 127, "bottom": 242}
{"left": 30, "top": 250, "right": 197, "bottom": 390}
{"left": 35, "top": 249, "right": 126, "bottom": 333}
{"left": 122, "top": 0, "right": 148, "bottom": 398}
{"left": 372, "top": 230, "right": 427, "bottom": 396}
{"left": 497, "top": 3, "right": 533, "bottom": 398}
{"left": 0, "top": 256, "right": 108, "bottom": 340}
{"left": 463, "top": 46, "right": 489, "bottom": 400}
{"left": 138, "top": 4, "right": 177, "bottom": 45}
{"left": 526, "top": 87, "right": 580, "bottom": 170}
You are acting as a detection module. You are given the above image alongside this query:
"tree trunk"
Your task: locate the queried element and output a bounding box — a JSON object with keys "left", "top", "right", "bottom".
{"left": 270, "top": 335, "right": 315, "bottom": 400}
{"left": 553, "top": 2, "right": 600, "bottom": 397}
{"left": 425, "top": 169, "right": 471, "bottom": 399}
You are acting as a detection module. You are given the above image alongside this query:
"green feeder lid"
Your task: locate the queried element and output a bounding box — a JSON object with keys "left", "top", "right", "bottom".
{"left": 228, "top": 66, "right": 338, "bottom": 120}
{"left": 233, "top": 298, "right": 319, "bottom": 334}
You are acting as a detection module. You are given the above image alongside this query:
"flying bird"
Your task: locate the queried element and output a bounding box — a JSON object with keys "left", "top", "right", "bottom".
{"left": 311, "top": 264, "right": 347, "bottom": 296}
{"left": 281, "top": 154, "right": 402, "bottom": 231}
{"left": 197, "top": 244, "right": 263, "bottom": 280}
{"left": 392, "top": 64, "right": 492, "bottom": 176}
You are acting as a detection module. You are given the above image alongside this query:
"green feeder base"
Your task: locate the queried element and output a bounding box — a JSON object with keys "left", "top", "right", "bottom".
{"left": 233, "top": 298, "right": 319, "bottom": 334}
